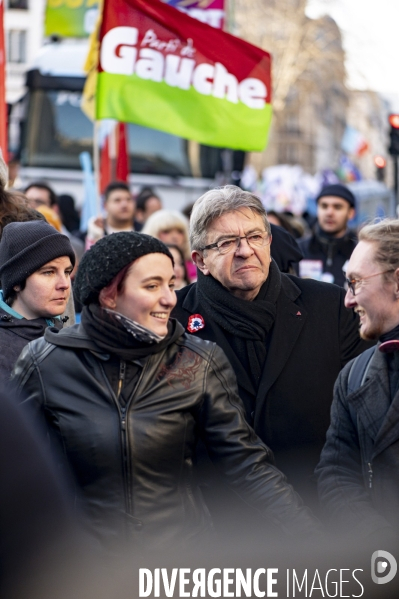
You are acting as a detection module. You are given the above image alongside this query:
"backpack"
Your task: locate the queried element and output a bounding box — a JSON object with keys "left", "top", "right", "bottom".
{"left": 347, "top": 346, "right": 376, "bottom": 395}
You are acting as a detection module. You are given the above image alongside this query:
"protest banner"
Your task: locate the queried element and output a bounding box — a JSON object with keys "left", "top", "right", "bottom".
{"left": 45, "top": 0, "right": 225, "bottom": 38}
{"left": 45, "top": 0, "right": 99, "bottom": 38}
{"left": 96, "top": 0, "right": 272, "bottom": 151}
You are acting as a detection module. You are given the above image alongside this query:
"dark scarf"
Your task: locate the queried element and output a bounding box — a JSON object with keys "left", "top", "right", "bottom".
{"left": 81, "top": 303, "right": 184, "bottom": 361}
{"left": 196, "top": 259, "right": 281, "bottom": 387}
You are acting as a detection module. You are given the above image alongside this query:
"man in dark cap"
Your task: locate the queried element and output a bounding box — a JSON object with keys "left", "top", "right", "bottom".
{"left": 298, "top": 184, "right": 357, "bottom": 287}
{"left": 0, "top": 220, "right": 75, "bottom": 383}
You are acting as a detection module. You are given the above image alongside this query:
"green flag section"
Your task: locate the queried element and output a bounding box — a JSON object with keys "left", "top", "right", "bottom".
{"left": 97, "top": 73, "right": 272, "bottom": 151}
{"left": 45, "top": 0, "right": 99, "bottom": 38}
{"left": 96, "top": 0, "right": 272, "bottom": 152}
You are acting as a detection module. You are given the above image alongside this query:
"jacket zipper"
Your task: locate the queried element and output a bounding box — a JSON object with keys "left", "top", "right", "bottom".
{"left": 117, "top": 360, "right": 132, "bottom": 514}
{"left": 118, "top": 358, "right": 149, "bottom": 517}
{"left": 97, "top": 359, "right": 133, "bottom": 518}
{"left": 326, "top": 242, "right": 333, "bottom": 268}
{"left": 117, "top": 360, "right": 126, "bottom": 400}
{"left": 368, "top": 461, "right": 373, "bottom": 489}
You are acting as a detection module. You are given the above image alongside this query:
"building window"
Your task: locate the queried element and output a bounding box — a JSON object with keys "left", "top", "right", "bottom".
{"left": 8, "top": 0, "right": 28, "bottom": 8}
{"left": 7, "top": 30, "right": 27, "bottom": 64}
{"left": 287, "top": 144, "right": 299, "bottom": 164}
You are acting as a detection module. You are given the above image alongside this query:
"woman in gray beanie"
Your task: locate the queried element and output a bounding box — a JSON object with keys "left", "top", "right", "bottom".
{"left": 11, "top": 231, "right": 320, "bottom": 550}
{"left": 0, "top": 220, "right": 75, "bottom": 384}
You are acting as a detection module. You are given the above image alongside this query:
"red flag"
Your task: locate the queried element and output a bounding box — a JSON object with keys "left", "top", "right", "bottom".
{"left": 100, "top": 122, "right": 129, "bottom": 193}
{"left": 96, "top": 0, "right": 272, "bottom": 151}
{"left": 0, "top": 0, "right": 7, "bottom": 161}
{"left": 116, "top": 122, "right": 129, "bottom": 182}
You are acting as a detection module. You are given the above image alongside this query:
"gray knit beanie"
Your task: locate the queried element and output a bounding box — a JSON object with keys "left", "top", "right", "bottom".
{"left": 0, "top": 220, "right": 76, "bottom": 300}
{"left": 74, "top": 232, "right": 174, "bottom": 306}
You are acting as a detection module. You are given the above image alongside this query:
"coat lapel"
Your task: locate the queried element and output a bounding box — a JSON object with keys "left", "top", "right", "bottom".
{"left": 254, "top": 277, "right": 307, "bottom": 427}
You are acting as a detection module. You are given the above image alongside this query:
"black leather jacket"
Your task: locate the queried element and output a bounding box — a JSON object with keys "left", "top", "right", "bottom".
{"left": 12, "top": 322, "right": 319, "bottom": 548}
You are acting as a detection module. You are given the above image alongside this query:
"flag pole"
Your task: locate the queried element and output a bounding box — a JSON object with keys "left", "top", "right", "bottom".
{"left": 93, "top": 120, "right": 101, "bottom": 214}
{"left": 0, "top": 0, "right": 8, "bottom": 164}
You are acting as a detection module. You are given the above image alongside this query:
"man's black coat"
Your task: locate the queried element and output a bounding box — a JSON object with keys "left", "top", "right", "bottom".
{"left": 173, "top": 274, "right": 371, "bottom": 504}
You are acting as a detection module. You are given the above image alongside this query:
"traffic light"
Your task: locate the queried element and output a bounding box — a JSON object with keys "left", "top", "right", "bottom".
{"left": 388, "top": 114, "right": 399, "bottom": 156}
{"left": 374, "top": 156, "right": 386, "bottom": 181}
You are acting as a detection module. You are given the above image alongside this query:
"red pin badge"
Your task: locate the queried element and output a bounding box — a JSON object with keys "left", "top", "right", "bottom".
{"left": 187, "top": 314, "right": 205, "bottom": 333}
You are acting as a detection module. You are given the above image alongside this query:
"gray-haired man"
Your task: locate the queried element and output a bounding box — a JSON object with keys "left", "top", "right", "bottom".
{"left": 173, "top": 185, "right": 371, "bottom": 509}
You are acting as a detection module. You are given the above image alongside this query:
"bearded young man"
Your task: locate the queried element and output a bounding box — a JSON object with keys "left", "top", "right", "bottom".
{"left": 298, "top": 184, "right": 357, "bottom": 287}
{"left": 173, "top": 185, "right": 371, "bottom": 512}
{"left": 316, "top": 220, "right": 399, "bottom": 539}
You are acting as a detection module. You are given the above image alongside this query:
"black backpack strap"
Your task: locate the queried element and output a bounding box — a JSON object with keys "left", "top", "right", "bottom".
{"left": 347, "top": 346, "right": 376, "bottom": 395}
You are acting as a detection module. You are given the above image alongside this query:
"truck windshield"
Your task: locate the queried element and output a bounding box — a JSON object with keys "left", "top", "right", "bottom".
{"left": 20, "top": 89, "right": 214, "bottom": 177}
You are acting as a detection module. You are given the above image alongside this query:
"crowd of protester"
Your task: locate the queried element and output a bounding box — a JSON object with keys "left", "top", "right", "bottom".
{"left": 1, "top": 153, "right": 399, "bottom": 594}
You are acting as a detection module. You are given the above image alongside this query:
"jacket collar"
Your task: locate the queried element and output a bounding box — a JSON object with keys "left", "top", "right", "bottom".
{"left": 308, "top": 226, "right": 357, "bottom": 259}
{"left": 45, "top": 322, "right": 108, "bottom": 355}
{"left": 44, "top": 319, "right": 185, "bottom": 362}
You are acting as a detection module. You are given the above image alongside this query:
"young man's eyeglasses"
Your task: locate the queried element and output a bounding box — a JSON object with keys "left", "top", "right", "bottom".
{"left": 200, "top": 232, "right": 270, "bottom": 255}
{"left": 345, "top": 269, "right": 395, "bottom": 295}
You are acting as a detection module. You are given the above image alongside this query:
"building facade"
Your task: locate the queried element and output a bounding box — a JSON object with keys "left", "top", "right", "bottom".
{"left": 5, "top": 0, "right": 45, "bottom": 104}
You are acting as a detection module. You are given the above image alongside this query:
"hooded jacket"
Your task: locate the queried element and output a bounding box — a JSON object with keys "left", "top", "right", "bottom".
{"left": 11, "top": 321, "right": 319, "bottom": 549}
{"left": 0, "top": 293, "right": 62, "bottom": 386}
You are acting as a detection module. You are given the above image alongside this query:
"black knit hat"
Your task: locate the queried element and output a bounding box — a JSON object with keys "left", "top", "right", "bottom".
{"left": 0, "top": 221, "right": 76, "bottom": 300}
{"left": 74, "top": 232, "right": 174, "bottom": 306}
{"left": 316, "top": 184, "right": 356, "bottom": 209}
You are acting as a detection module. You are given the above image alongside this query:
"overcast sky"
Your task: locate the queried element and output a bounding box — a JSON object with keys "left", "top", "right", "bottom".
{"left": 306, "top": 0, "right": 399, "bottom": 109}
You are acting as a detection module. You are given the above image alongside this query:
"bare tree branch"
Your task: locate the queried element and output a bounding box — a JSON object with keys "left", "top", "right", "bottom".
{"left": 233, "top": 0, "right": 346, "bottom": 113}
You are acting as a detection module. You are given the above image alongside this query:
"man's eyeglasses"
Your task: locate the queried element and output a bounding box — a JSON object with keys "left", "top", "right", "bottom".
{"left": 200, "top": 232, "right": 270, "bottom": 255}
{"left": 345, "top": 269, "right": 395, "bottom": 295}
